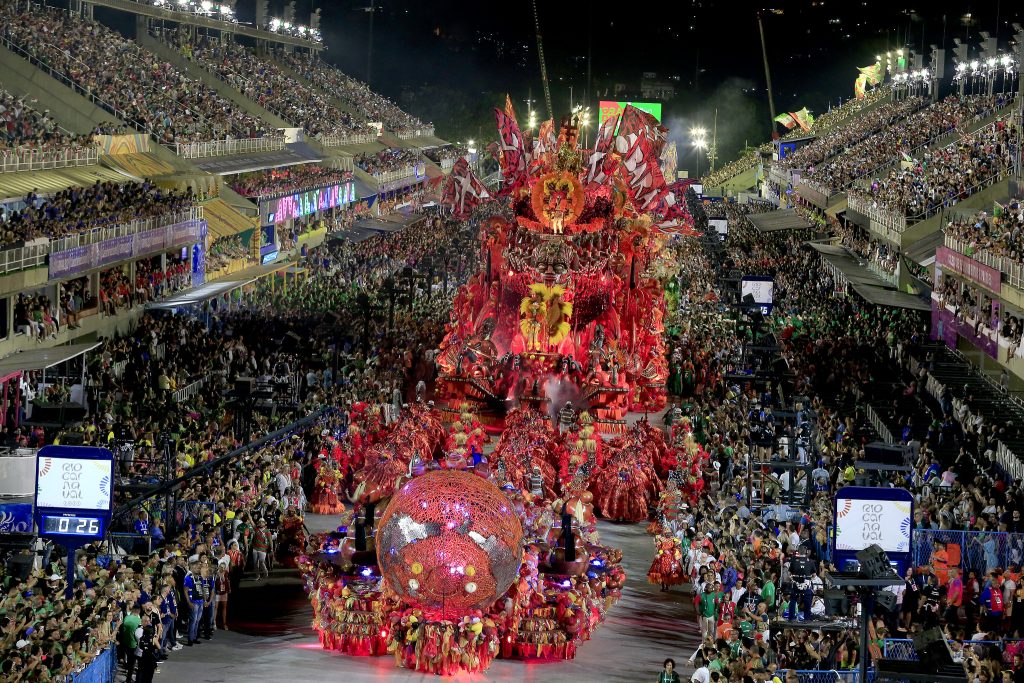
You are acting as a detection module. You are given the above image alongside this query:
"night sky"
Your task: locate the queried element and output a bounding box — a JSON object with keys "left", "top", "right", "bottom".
{"left": 266, "top": 1, "right": 1023, "bottom": 167}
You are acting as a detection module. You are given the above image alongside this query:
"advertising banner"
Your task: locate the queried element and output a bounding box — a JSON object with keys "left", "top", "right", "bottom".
{"left": 48, "top": 219, "right": 206, "bottom": 280}
{"left": 95, "top": 235, "right": 134, "bottom": 268}
{"left": 931, "top": 297, "right": 999, "bottom": 359}
{"left": 598, "top": 101, "right": 663, "bottom": 126}
{"left": 935, "top": 246, "right": 1002, "bottom": 293}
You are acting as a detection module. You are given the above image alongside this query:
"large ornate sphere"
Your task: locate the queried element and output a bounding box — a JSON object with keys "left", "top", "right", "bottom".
{"left": 376, "top": 470, "right": 523, "bottom": 617}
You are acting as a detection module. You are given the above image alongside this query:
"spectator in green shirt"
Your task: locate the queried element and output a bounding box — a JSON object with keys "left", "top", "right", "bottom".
{"left": 117, "top": 605, "right": 142, "bottom": 683}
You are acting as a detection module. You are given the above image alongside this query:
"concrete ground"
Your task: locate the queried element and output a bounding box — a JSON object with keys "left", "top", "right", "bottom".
{"left": 154, "top": 511, "right": 701, "bottom": 682}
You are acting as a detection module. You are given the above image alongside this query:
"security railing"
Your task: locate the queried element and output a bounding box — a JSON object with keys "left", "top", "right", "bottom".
{"left": 847, "top": 192, "right": 908, "bottom": 233}
{"left": 172, "top": 135, "right": 285, "bottom": 159}
{"left": 884, "top": 637, "right": 1022, "bottom": 665}
{"left": 49, "top": 206, "right": 203, "bottom": 253}
{"left": 864, "top": 404, "right": 895, "bottom": 443}
{"left": 0, "top": 146, "right": 99, "bottom": 173}
{"left": 0, "top": 243, "right": 49, "bottom": 275}
{"left": 172, "top": 377, "right": 204, "bottom": 403}
{"left": 921, "top": 370, "right": 1024, "bottom": 480}
{"left": 945, "top": 233, "right": 1024, "bottom": 290}
{"left": 372, "top": 166, "right": 420, "bottom": 184}
{"left": 396, "top": 127, "right": 435, "bottom": 139}
{"left": 316, "top": 132, "right": 379, "bottom": 147}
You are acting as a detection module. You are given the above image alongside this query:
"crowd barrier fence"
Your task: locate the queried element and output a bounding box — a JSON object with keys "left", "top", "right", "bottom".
{"left": 69, "top": 645, "right": 117, "bottom": 683}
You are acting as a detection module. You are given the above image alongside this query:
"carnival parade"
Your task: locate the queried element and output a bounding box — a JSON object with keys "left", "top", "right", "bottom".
{"left": 295, "top": 102, "right": 705, "bottom": 675}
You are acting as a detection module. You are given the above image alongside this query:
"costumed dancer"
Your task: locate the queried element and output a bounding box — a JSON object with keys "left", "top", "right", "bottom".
{"left": 647, "top": 535, "right": 685, "bottom": 592}
{"left": 310, "top": 459, "right": 346, "bottom": 515}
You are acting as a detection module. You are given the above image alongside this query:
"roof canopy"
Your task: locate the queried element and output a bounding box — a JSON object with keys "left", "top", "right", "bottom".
{"left": 0, "top": 342, "right": 101, "bottom": 376}
{"left": 747, "top": 209, "right": 813, "bottom": 233}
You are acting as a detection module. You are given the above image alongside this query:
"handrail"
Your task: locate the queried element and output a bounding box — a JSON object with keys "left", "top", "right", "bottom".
{"left": 49, "top": 206, "right": 204, "bottom": 253}
{"left": 395, "top": 127, "right": 435, "bottom": 140}
{"left": 905, "top": 167, "right": 1015, "bottom": 223}
{"left": 0, "top": 146, "right": 99, "bottom": 173}
{"left": 0, "top": 31, "right": 151, "bottom": 134}
{"left": 944, "top": 233, "right": 1024, "bottom": 290}
{"left": 316, "top": 132, "right": 379, "bottom": 147}
{"left": 172, "top": 377, "right": 204, "bottom": 403}
{"left": 171, "top": 135, "right": 285, "bottom": 159}
{"left": 846, "top": 192, "right": 908, "bottom": 233}
{"left": 0, "top": 243, "right": 49, "bottom": 275}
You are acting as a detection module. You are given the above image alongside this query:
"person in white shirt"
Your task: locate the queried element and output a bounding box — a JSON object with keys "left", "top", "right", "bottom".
{"left": 690, "top": 660, "right": 711, "bottom": 683}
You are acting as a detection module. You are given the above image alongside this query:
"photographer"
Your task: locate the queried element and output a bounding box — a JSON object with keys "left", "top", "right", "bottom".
{"left": 784, "top": 547, "right": 816, "bottom": 622}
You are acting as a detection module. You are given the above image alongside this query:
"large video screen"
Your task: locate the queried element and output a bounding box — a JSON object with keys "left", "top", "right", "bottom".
{"left": 260, "top": 182, "right": 356, "bottom": 225}
{"left": 599, "top": 101, "right": 663, "bottom": 127}
{"left": 740, "top": 276, "right": 774, "bottom": 314}
{"left": 835, "top": 498, "right": 912, "bottom": 554}
{"left": 36, "top": 452, "right": 113, "bottom": 512}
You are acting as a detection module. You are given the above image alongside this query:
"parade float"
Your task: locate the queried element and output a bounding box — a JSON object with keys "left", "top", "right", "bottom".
{"left": 435, "top": 102, "right": 677, "bottom": 433}
{"left": 298, "top": 102, "right": 684, "bottom": 676}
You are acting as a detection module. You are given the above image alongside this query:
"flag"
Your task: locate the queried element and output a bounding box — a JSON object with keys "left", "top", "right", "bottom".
{"left": 619, "top": 104, "right": 668, "bottom": 156}
{"left": 584, "top": 114, "right": 620, "bottom": 186}
{"left": 504, "top": 93, "right": 518, "bottom": 127}
{"left": 858, "top": 62, "right": 883, "bottom": 86}
{"left": 494, "top": 107, "right": 527, "bottom": 191}
{"left": 854, "top": 74, "right": 868, "bottom": 99}
{"left": 994, "top": 201, "right": 1005, "bottom": 218}
{"left": 441, "top": 158, "right": 490, "bottom": 217}
{"left": 899, "top": 150, "right": 915, "bottom": 170}
{"left": 621, "top": 133, "right": 668, "bottom": 211}
{"left": 790, "top": 108, "right": 813, "bottom": 132}
{"left": 774, "top": 112, "right": 797, "bottom": 129}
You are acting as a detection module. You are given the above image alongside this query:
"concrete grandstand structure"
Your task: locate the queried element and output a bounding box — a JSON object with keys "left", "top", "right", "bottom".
{"left": 0, "top": 0, "right": 460, "bottom": 360}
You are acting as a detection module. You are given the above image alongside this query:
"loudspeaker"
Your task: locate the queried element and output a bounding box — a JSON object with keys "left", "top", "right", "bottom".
{"left": 913, "top": 627, "right": 957, "bottom": 668}
{"left": 856, "top": 544, "right": 898, "bottom": 580}
{"left": 234, "top": 378, "right": 254, "bottom": 398}
{"left": 742, "top": 293, "right": 756, "bottom": 305}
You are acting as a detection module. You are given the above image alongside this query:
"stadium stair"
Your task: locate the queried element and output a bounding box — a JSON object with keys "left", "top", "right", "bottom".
{"left": 900, "top": 178, "right": 1011, "bottom": 251}
{"left": 266, "top": 53, "right": 368, "bottom": 126}
{"left": 0, "top": 40, "right": 126, "bottom": 134}
{"left": 137, "top": 33, "right": 291, "bottom": 131}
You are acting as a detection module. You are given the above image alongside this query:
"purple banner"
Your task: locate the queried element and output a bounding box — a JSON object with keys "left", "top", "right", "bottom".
{"left": 936, "top": 246, "right": 1002, "bottom": 293}
{"left": 48, "top": 220, "right": 206, "bottom": 280}
{"left": 95, "top": 235, "right": 134, "bottom": 267}
{"left": 931, "top": 299, "right": 999, "bottom": 359}
{"left": 49, "top": 245, "right": 94, "bottom": 280}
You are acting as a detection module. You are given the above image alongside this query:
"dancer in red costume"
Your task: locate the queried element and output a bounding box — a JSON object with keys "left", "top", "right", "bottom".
{"left": 647, "top": 535, "right": 685, "bottom": 591}
{"left": 310, "top": 459, "right": 346, "bottom": 514}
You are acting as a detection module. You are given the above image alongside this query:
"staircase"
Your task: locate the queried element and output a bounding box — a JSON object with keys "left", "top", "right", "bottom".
{"left": 137, "top": 33, "right": 291, "bottom": 130}
{"left": 0, "top": 39, "right": 125, "bottom": 134}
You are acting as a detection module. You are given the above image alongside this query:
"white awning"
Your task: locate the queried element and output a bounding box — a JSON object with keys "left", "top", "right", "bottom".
{"left": 0, "top": 341, "right": 101, "bottom": 376}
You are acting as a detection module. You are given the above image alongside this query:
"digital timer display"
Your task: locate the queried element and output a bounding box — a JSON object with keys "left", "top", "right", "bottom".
{"left": 41, "top": 515, "right": 103, "bottom": 537}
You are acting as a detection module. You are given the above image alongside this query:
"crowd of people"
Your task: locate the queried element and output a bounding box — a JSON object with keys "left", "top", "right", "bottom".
{"left": 0, "top": 2, "right": 271, "bottom": 144}
{"left": 849, "top": 117, "right": 1020, "bottom": 220}
{"left": 945, "top": 200, "right": 1024, "bottom": 271}
{"left": 0, "top": 88, "right": 93, "bottom": 154}
{"left": 645, "top": 187, "right": 1024, "bottom": 682}
{"left": 701, "top": 86, "right": 892, "bottom": 190}
{"left": 800, "top": 94, "right": 1014, "bottom": 194}
{"left": 354, "top": 148, "right": 421, "bottom": 175}
{"left": 276, "top": 51, "right": 429, "bottom": 135}
{"left": 161, "top": 30, "right": 375, "bottom": 140}
{"left": 0, "top": 180, "right": 195, "bottom": 248}
{"left": 423, "top": 144, "right": 466, "bottom": 164}
{"left": 776, "top": 96, "right": 926, "bottom": 173}
{"left": 229, "top": 165, "right": 352, "bottom": 199}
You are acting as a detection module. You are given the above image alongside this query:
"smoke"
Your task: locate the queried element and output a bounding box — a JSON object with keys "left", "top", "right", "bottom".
{"left": 544, "top": 375, "right": 583, "bottom": 426}
{"left": 664, "top": 77, "right": 768, "bottom": 172}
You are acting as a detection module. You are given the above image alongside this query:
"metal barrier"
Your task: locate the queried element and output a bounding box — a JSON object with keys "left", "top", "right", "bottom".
{"left": 864, "top": 404, "right": 895, "bottom": 444}
{"left": 69, "top": 645, "right": 117, "bottom": 683}
{"left": 172, "top": 377, "right": 205, "bottom": 403}
{"left": 373, "top": 166, "right": 419, "bottom": 184}
{"left": 49, "top": 206, "right": 204, "bottom": 253}
{"left": 172, "top": 135, "right": 285, "bottom": 159}
{"left": 1, "top": 146, "right": 99, "bottom": 173}
{"left": 783, "top": 670, "right": 875, "bottom": 683}
{"left": 174, "top": 500, "right": 216, "bottom": 529}
{"left": 912, "top": 528, "right": 1024, "bottom": 576}
{"left": 920, "top": 369, "right": 1024, "bottom": 480}
{"left": 316, "top": 132, "right": 379, "bottom": 147}
{"left": 108, "top": 532, "right": 151, "bottom": 556}
{"left": 847, "top": 193, "right": 908, "bottom": 234}
{"left": 945, "top": 233, "right": 1024, "bottom": 291}
{"left": 884, "top": 638, "right": 1023, "bottom": 664}
{"left": 0, "top": 242, "right": 49, "bottom": 274}
{"left": 396, "top": 127, "right": 435, "bottom": 139}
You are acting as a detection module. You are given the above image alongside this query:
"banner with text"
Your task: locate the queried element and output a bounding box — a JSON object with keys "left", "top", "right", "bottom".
{"left": 49, "top": 220, "right": 205, "bottom": 280}
{"left": 935, "top": 246, "right": 1002, "bottom": 293}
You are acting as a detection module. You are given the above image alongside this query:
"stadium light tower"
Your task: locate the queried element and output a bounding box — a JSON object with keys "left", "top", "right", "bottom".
{"left": 691, "top": 127, "right": 708, "bottom": 178}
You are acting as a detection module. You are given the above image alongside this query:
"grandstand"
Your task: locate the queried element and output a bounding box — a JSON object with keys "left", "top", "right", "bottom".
{"left": 0, "top": 0, "right": 460, "bottom": 431}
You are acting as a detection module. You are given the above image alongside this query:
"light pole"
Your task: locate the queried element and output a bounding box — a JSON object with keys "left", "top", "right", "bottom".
{"left": 691, "top": 127, "right": 708, "bottom": 179}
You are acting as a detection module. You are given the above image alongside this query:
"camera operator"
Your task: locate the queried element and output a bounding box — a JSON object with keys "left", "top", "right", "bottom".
{"left": 785, "top": 546, "right": 816, "bottom": 622}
